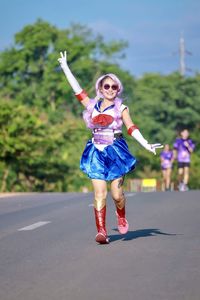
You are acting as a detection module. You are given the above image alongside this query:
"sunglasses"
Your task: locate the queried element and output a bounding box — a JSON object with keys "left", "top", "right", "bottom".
{"left": 103, "top": 84, "right": 119, "bottom": 91}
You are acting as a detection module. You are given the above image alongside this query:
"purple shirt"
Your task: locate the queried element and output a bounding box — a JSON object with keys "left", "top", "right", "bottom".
{"left": 160, "top": 151, "right": 173, "bottom": 169}
{"left": 173, "top": 138, "right": 195, "bottom": 163}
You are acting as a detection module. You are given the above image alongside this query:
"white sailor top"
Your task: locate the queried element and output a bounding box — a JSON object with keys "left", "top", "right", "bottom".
{"left": 89, "top": 99, "right": 128, "bottom": 151}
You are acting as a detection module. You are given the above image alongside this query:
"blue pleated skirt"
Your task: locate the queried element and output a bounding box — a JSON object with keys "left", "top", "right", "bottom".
{"left": 80, "top": 138, "right": 137, "bottom": 181}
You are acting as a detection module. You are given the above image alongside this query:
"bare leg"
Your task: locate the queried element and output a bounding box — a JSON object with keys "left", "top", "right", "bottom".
{"left": 165, "top": 168, "right": 172, "bottom": 190}
{"left": 183, "top": 167, "right": 189, "bottom": 185}
{"left": 110, "top": 177, "right": 125, "bottom": 209}
{"left": 178, "top": 168, "right": 184, "bottom": 184}
{"left": 91, "top": 179, "right": 109, "bottom": 244}
{"left": 178, "top": 167, "right": 184, "bottom": 190}
{"left": 110, "top": 177, "right": 129, "bottom": 234}
{"left": 162, "top": 169, "right": 167, "bottom": 190}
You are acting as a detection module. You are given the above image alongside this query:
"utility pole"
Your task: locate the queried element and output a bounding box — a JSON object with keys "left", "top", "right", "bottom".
{"left": 179, "top": 33, "right": 192, "bottom": 76}
{"left": 179, "top": 34, "right": 185, "bottom": 76}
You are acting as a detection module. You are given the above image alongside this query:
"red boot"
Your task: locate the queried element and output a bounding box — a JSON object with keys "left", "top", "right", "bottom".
{"left": 94, "top": 206, "right": 109, "bottom": 244}
{"left": 116, "top": 206, "right": 129, "bottom": 234}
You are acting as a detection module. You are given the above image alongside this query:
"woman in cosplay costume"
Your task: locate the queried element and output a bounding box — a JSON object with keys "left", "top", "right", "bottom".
{"left": 58, "top": 51, "right": 163, "bottom": 244}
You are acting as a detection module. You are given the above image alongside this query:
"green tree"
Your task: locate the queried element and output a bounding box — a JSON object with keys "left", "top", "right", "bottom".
{"left": 0, "top": 20, "right": 130, "bottom": 114}
{"left": 0, "top": 20, "right": 199, "bottom": 191}
{"left": 0, "top": 100, "right": 90, "bottom": 191}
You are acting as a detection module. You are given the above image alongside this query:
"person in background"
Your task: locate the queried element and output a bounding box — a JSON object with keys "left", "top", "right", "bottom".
{"left": 173, "top": 129, "right": 195, "bottom": 191}
{"left": 160, "top": 144, "right": 174, "bottom": 191}
{"left": 58, "top": 51, "right": 163, "bottom": 244}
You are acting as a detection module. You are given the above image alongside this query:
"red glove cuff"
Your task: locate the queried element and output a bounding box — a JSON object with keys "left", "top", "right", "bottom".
{"left": 75, "top": 90, "right": 88, "bottom": 101}
{"left": 127, "top": 124, "right": 139, "bottom": 135}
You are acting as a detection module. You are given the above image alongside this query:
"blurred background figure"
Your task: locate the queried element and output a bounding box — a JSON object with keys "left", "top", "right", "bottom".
{"left": 173, "top": 129, "right": 195, "bottom": 191}
{"left": 160, "top": 144, "right": 174, "bottom": 191}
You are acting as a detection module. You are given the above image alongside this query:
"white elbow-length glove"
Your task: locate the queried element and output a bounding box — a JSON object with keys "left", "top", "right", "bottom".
{"left": 128, "top": 125, "right": 163, "bottom": 155}
{"left": 58, "top": 51, "right": 87, "bottom": 100}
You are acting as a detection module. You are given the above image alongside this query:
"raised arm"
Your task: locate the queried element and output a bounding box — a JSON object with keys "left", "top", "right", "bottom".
{"left": 58, "top": 51, "right": 90, "bottom": 107}
{"left": 122, "top": 108, "right": 163, "bottom": 155}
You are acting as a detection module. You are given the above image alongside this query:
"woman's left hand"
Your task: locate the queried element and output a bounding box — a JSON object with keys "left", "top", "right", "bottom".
{"left": 148, "top": 143, "right": 163, "bottom": 155}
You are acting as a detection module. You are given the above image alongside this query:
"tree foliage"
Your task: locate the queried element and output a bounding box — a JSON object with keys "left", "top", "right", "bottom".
{"left": 0, "top": 20, "right": 199, "bottom": 191}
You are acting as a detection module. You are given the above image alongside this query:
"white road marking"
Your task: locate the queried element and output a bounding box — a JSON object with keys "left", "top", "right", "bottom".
{"left": 126, "top": 193, "right": 137, "bottom": 197}
{"left": 18, "top": 221, "right": 51, "bottom": 231}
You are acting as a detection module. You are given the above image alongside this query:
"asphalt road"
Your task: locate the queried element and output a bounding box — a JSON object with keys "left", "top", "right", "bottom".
{"left": 0, "top": 191, "right": 200, "bottom": 300}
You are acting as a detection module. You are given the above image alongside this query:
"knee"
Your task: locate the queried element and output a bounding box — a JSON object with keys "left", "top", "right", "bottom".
{"left": 94, "top": 191, "right": 107, "bottom": 200}
{"left": 184, "top": 167, "right": 189, "bottom": 175}
{"left": 178, "top": 168, "right": 183, "bottom": 175}
{"left": 112, "top": 192, "right": 124, "bottom": 203}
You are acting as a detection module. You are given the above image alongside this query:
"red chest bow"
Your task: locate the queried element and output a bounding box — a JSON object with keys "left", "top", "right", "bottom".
{"left": 92, "top": 114, "right": 114, "bottom": 127}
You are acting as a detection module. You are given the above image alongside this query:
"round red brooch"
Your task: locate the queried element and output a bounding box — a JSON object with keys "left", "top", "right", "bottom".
{"left": 92, "top": 114, "right": 114, "bottom": 127}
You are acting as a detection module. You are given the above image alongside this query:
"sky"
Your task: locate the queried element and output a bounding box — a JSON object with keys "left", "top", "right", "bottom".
{"left": 1, "top": 0, "right": 200, "bottom": 77}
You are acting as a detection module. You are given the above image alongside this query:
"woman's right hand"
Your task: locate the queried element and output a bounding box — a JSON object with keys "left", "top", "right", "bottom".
{"left": 58, "top": 51, "right": 68, "bottom": 70}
